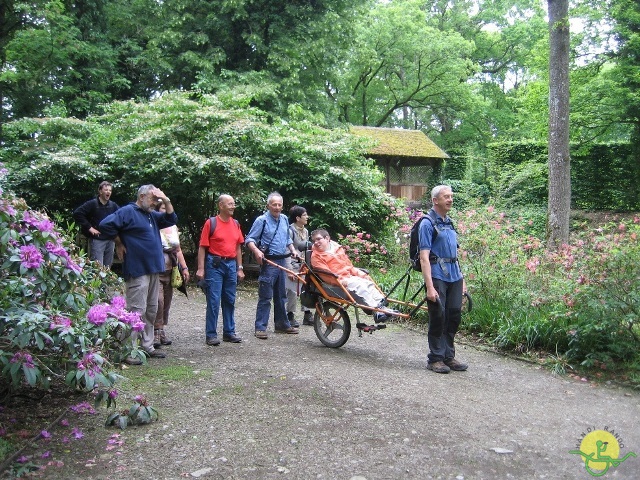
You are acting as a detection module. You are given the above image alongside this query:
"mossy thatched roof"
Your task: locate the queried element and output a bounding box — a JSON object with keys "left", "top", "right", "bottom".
{"left": 350, "top": 126, "right": 449, "bottom": 159}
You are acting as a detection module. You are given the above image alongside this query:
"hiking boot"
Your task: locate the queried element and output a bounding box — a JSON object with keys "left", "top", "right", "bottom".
{"left": 426, "top": 361, "right": 450, "bottom": 374}
{"left": 206, "top": 337, "right": 221, "bottom": 346}
{"left": 147, "top": 349, "right": 166, "bottom": 359}
{"left": 223, "top": 334, "right": 242, "bottom": 343}
{"left": 287, "top": 312, "right": 300, "bottom": 328}
{"left": 444, "top": 358, "right": 468, "bottom": 371}
{"left": 254, "top": 330, "right": 268, "bottom": 340}
{"left": 159, "top": 329, "right": 172, "bottom": 345}
{"left": 274, "top": 327, "right": 299, "bottom": 334}
{"left": 302, "top": 311, "right": 314, "bottom": 326}
{"left": 153, "top": 329, "right": 162, "bottom": 349}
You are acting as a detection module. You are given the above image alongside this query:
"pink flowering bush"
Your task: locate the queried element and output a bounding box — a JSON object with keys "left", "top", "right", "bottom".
{"left": 0, "top": 165, "right": 142, "bottom": 400}
{"left": 338, "top": 195, "right": 414, "bottom": 269}
{"left": 460, "top": 206, "right": 640, "bottom": 374}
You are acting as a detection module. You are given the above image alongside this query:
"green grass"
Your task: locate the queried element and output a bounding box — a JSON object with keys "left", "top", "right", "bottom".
{"left": 0, "top": 437, "right": 17, "bottom": 462}
{"left": 120, "top": 364, "right": 206, "bottom": 391}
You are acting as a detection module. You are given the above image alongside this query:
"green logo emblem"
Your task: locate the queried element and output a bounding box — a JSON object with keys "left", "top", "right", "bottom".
{"left": 569, "top": 428, "right": 636, "bottom": 476}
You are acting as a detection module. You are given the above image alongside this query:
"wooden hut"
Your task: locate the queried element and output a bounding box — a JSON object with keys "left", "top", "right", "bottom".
{"left": 350, "top": 126, "right": 449, "bottom": 203}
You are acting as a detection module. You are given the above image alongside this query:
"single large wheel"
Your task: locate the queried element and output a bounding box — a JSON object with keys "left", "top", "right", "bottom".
{"left": 314, "top": 301, "right": 351, "bottom": 348}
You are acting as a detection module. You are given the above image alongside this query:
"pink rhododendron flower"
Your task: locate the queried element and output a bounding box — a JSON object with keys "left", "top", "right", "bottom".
{"left": 70, "top": 401, "right": 96, "bottom": 414}
{"left": 10, "top": 351, "right": 35, "bottom": 369}
{"left": 110, "top": 296, "right": 127, "bottom": 309}
{"left": 0, "top": 200, "right": 16, "bottom": 216}
{"left": 525, "top": 257, "right": 540, "bottom": 273}
{"left": 71, "top": 427, "right": 84, "bottom": 439}
{"left": 49, "top": 315, "right": 72, "bottom": 331}
{"left": 87, "top": 304, "right": 109, "bottom": 326}
{"left": 19, "top": 245, "right": 44, "bottom": 269}
{"left": 40, "top": 430, "right": 52, "bottom": 439}
{"left": 66, "top": 259, "right": 82, "bottom": 273}
{"left": 45, "top": 241, "right": 68, "bottom": 258}
{"left": 120, "top": 310, "right": 145, "bottom": 331}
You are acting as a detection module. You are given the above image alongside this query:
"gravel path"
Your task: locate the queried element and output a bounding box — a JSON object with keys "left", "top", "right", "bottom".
{"left": 3, "top": 283, "right": 639, "bottom": 479}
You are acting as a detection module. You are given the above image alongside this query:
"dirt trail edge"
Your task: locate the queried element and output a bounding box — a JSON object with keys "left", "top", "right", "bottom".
{"left": 5, "top": 285, "right": 640, "bottom": 480}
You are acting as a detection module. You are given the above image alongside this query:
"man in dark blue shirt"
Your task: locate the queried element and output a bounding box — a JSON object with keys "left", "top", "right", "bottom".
{"left": 100, "top": 184, "right": 177, "bottom": 365}
{"left": 73, "top": 181, "right": 119, "bottom": 268}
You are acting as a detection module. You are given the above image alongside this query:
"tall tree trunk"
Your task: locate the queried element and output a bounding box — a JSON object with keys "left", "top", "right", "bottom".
{"left": 547, "top": 0, "right": 571, "bottom": 249}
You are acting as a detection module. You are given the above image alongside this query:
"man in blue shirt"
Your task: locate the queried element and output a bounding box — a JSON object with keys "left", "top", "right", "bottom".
{"left": 99, "top": 184, "right": 178, "bottom": 364}
{"left": 419, "top": 185, "right": 468, "bottom": 374}
{"left": 245, "top": 192, "right": 301, "bottom": 339}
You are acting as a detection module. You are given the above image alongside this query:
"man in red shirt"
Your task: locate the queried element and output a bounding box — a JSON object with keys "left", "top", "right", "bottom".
{"left": 196, "top": 195, "right": 245, "bottom": 345}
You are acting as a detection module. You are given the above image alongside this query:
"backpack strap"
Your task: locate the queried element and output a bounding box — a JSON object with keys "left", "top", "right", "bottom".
{"left": 208, "top": 216, "right": 240, "bottom": 241}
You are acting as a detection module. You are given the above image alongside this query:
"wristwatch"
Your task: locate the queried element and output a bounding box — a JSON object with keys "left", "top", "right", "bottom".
{"left": 238, "top": 265, "right": 244, "bottom": 270}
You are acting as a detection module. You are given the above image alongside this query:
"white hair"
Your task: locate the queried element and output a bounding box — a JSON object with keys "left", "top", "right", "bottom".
{"left": 431, "top": 184, "right": 452, "bottom": 201}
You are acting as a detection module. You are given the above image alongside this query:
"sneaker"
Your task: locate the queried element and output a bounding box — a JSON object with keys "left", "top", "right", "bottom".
{"left": 147, "top": 349, "right": 166, "bottom": 359}
{"left": 444, "top": 358, "right": 468, "bottom": 371}
{"left": 222, "top": 334, "right": 242, "bottom": 343}
{"left": 302, "top": 311, "right": 314, "bottom": 326}
{"left": 373, "top": 312, "right": 389, "bottom": 323}
{"left": 123, "top": 356, "right": 143, "bottom": 366}
{"left": 254, "top": 330, "right": 268, "bottom": 340}
{"left": 381, "top": 307, "right": 400, "bottom": 318}
{"left": 426, "top": 361, "right": 450, "bottom": 374}
{"left": 206, "top": 337, "right": 221, "bottom": 346}
{"left": 274, "top": 327, "right": 299, "bottom": 334}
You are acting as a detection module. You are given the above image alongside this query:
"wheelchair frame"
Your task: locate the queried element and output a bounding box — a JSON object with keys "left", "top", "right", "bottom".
{"left": 264, "top": 255, "right": 435, "bottom": 348}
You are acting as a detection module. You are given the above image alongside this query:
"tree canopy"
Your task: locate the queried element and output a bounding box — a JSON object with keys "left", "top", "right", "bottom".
{"left": 1, "top": 91, "right": 392, "bottom": 248}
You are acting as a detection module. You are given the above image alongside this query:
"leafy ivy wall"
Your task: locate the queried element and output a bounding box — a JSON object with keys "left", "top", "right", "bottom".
{"left": 485, "top": 140, "right": 640, "bottom": 211}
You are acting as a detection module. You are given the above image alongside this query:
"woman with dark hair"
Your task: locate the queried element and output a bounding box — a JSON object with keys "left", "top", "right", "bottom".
{"left": 154, "top": 201, "right": 189, "bottom": 347}
{"left": 285, "top": 205, "right": 313, "bottom": 326}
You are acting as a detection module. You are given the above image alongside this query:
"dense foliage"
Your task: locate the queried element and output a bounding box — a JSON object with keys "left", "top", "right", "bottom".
{"left": 351, "top": 202, "right": 639, "bottom": 384}
{"left": 0, "top": 167, "right": 144, "bottom": 400}
{"left": 1, "top": 1, "right": 637, "bottom": 154}
{"left": 0, "top": 92, "right": 390, "bottom": 248}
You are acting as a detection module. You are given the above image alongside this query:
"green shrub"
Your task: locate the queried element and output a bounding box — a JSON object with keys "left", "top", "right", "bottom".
{"left": 461, "top": 205, "right": 640, "bottom": 372}
{"left": 0, "top": 164, "right": 142, "bottom": 400}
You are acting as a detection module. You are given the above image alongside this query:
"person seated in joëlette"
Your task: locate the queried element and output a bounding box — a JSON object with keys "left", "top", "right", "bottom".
{"left": 309, "top": 229, "right": 398, "bottom": 323}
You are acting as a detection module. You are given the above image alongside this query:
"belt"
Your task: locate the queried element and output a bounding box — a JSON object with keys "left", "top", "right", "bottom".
{"left": 430, "top": 257, "right": 457, "bottom": 264}
{"left": 265, "top": 253, "right": 291, "bottom": 260}
{"left": 209, "top": 254, "right": 236, "bottom": 261}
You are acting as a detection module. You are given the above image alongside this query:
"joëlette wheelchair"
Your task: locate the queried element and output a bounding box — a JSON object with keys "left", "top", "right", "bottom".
{"left": 264, "top": 250, "right": 460, "bottom": 348}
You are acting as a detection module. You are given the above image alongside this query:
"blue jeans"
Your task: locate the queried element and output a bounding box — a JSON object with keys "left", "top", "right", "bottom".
{"left": 204, "top": 256, "right": 238, "bottom": 339}
{"left": 426, "top": 277, "right": 463, "bottom": 363}
{"left": 255, "top": 259, "right": 291, "bottom": 332}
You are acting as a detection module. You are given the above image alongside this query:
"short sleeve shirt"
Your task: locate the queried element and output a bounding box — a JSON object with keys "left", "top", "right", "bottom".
{"left": 199, "top": 216, "right": 244, "bottom": 258}
{"left": 418, "top": 209, "right": 463, "bottom": 282}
